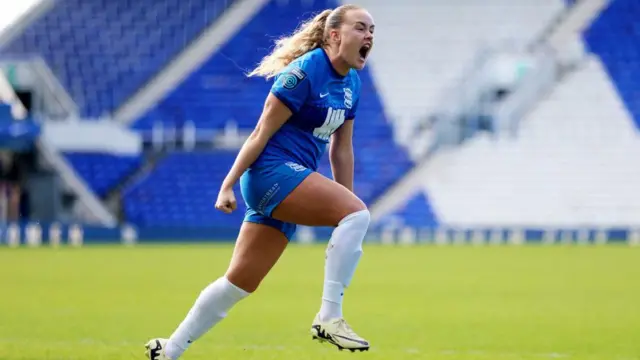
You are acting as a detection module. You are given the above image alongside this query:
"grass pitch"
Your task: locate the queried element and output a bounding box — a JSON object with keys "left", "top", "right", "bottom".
{"left": 0, "top": 243, "right": 639, "bottom": 360}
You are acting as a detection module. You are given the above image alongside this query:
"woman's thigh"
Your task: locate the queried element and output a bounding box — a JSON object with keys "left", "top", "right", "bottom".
{"left": 271, "top": 172, "right": 366, "bottom": 227}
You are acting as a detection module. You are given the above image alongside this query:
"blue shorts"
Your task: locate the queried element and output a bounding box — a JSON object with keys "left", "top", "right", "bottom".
{"left": 240, "top": 161, "right": 313, "bottom": 240}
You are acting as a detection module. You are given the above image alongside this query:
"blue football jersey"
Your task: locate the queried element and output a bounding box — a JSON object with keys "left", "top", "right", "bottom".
{"left": 253, "top": 48, "right": 361, "bottom": 171}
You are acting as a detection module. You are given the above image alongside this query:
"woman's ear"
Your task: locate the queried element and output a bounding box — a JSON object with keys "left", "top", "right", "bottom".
{"left": 329, "top": 29, "right": 341, "bottom": 43}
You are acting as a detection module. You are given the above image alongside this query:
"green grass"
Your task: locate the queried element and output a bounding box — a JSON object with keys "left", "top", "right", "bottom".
{"left": 1, "top": 243, "right": 639, "bottom": 360}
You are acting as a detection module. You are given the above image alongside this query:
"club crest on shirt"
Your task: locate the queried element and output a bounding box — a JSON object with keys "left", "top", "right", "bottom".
{"left": 344, "top": 88, "right": 353, "bottom": 109}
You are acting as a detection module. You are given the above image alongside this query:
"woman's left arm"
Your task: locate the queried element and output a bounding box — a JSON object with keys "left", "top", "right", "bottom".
{"left": 329, "top": 120, "right": 355, "bottom": 192}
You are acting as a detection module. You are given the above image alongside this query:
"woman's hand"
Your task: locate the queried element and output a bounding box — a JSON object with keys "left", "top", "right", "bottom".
{"left": 215, "top": 186, "right": 237, "bottom": 214}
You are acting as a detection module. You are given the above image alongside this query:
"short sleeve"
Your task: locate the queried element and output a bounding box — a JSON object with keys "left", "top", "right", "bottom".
{"left": 346, "top": 97, "right": 359, "bottom": 120}
{"left": 345, "top": 72, "right": 361, "bottom": 120}
{"left": 270, "top": 63, "right": 312, "bottom": 113}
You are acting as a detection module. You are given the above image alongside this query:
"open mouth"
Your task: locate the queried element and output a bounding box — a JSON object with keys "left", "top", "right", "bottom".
{"left": 359, "top": 44, "right": 371, "bottom": 60}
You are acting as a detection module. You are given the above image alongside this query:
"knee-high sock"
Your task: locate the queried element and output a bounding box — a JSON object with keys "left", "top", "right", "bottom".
{"left": 164, "top": 276, "right": 249, "bottom": 359}
{"left": 319, "top": 209, "right": 370, "bottom": 322}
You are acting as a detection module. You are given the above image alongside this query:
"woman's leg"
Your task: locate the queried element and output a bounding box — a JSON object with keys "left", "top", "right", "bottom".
{"left": 271, "top": 172, "right": 371, "bottom": 350}
{"left": 155, "top": 222, "right": 288, "bottom": 360}
{"left": 146, "top": 171, "right": 370, "bottom": 359}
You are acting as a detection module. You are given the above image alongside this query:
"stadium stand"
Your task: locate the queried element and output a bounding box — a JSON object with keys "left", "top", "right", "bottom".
{"left": 0, "top": 0, "right": 236, "bottom": 118}
{"left": 4, "top": 0, "right": 640, "bottom": 241}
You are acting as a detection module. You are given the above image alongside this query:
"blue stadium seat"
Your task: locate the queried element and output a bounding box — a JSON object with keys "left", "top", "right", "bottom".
{"left": 581, "top": 0, "right": 640, "bottom": 128}
{"left": 1, "top": 0, "right": 236, "bottom": 117}
{"left": 64, "top": 152, "right": 143, "bottom": 197}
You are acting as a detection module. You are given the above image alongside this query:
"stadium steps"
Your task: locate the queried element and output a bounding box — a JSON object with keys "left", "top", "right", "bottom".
{"left": 63, "top": 152, "right": 143, "bottom": 199}
{"left": 104, "top": 150, "right": 169, "bottom": 221}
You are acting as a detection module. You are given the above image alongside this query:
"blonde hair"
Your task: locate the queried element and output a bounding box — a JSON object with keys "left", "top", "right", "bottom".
{"left": 247, "top": 5, "right": 362, "bottom": 79}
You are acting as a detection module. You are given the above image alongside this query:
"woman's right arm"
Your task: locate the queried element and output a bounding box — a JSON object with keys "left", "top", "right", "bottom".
{"left": 215, "top": 93, "right": 292, "bottom": 213}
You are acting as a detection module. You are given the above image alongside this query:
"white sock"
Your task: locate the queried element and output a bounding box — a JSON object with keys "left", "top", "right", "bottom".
{"left": 164, "top": 276, "right": 249, "bottom": 359}
{"left": 319, "top": 209, "right": 370, "bottom": 322}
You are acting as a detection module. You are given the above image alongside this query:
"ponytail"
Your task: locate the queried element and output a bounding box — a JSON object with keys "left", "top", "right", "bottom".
{"left": 247, "top": 9, "right": 332, "bottom": 79}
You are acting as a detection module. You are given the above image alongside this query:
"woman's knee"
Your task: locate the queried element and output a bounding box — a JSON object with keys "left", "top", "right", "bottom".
{"left": 337, "top": 196, "right": 369, "bottom": 223}
{"left": 225, "top": 252, "right": 277, "bottom": 293}
{"left": 225, "top": 268, "right": 263, "bottom": 293}
{"left": 338, "top": 207, "right": 371, "bottom": 232}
